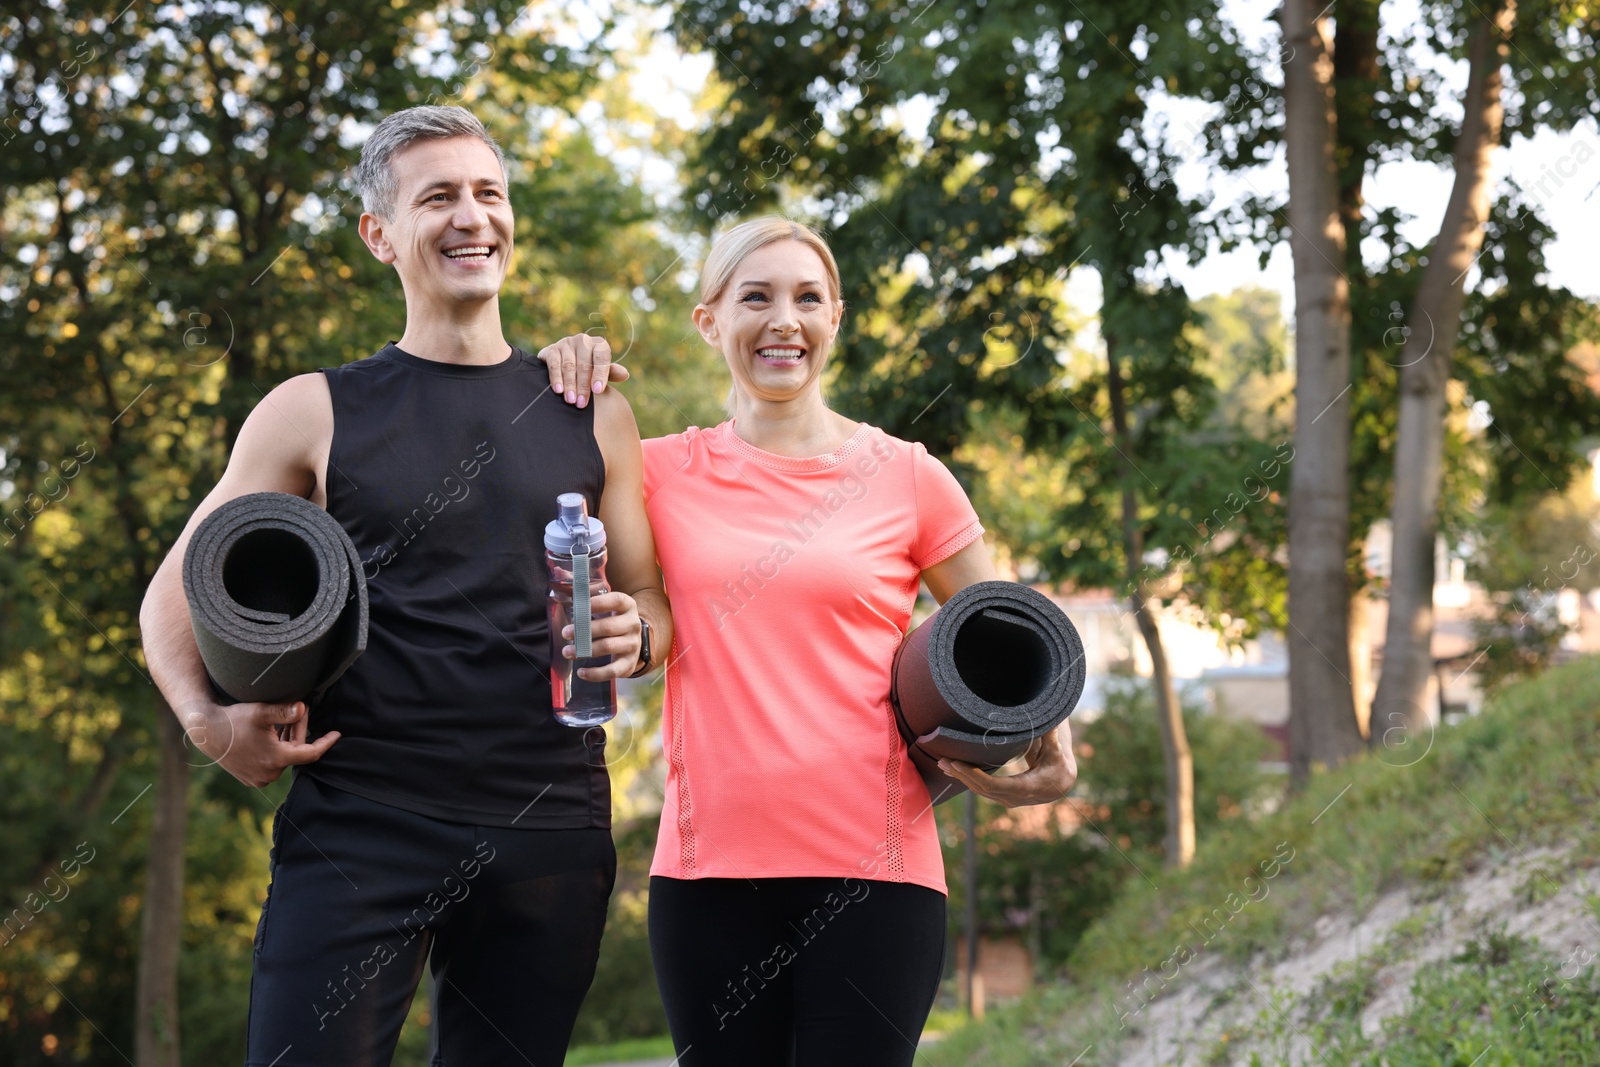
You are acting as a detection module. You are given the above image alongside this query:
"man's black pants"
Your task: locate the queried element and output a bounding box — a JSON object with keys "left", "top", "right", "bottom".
{"left": 245, "top": 773, "right": 615, "bottom": 1066}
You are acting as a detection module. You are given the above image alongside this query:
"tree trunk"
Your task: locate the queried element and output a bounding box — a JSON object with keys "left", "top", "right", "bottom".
{"left": 1371, "top": 1, "right": 1514, "bottom": 745}
{"left": 1282, "top": 0, "right": 1365, "bottom": 785}
{"left": 1131, "top": 587, "right": 1194, "bottom": 866}
{"left": 135, "top": 707, "right": 188, "bottom": 1067}
{"left": 1333, "top": 0, "right": 1382, "bottom": 257}
{"left": 1106, "top": 338, "right": 1195, "bottom": 868}
{"left": 1333, "top": 0, "right": 1382, "bottom": 747}
{"left": 963, "top": 792, "right": 980, "bottom": 1015}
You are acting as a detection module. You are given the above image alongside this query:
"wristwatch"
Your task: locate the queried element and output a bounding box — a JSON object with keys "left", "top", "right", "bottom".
{"left": 629, "top": 618, "right": 654, "bottom": 678}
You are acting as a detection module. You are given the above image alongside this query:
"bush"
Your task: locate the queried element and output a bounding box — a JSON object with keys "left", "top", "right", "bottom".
{"left": 946, "top": 677, "right": 1276, "bottom": 971}
{"left": 1088, "top": 677, "right": 1277, "bottom": 845}
{"left": 1471, "top": 590, "right": 1572, "bottom": 695}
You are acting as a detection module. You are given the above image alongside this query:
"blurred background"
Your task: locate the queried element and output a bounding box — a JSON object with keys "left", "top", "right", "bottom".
{"left": 2, "top": 0, "right": 1598, "bottom": 1064}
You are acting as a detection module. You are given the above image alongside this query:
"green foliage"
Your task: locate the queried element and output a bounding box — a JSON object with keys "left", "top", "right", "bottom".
{"left": 1285, "top": 927, "right": 1600, "bottom": 1066}
{"left": 174, "top": 789, "right": 278, "bottom": 1065}
{"left": 1214, "top": 0, "right": 1600, "bottom": 587}
{"left": 1457, "top": 194, "right": 1600, "bottom": 509}
{"left": 946, "top": 815, "right": 1126, "bottom": 974}
{"left": 565, "top": 1034, "right": 677, "bottom": 1064}
{"left": 669, "top": 0, "right": 1295, "bottom": 640}
{"left": 0, "top": 3, "right": 710, "bottom": 1058}
{"left": 1470, "top": 591, "right": 1573, "bottom": 696}
{"left": 1467, "top": 492, "right": 1600, "bottom": 595}
{"left": 1464, "top": 471, "right": 1599, "bottom": 695}
{"left": 921, "top": 654, "right": 1600, "bottom": 1065}
{"left": 1078, "top": 680, "right": 1276, "bottom": 854}
{"left": 1190, "top": 289, "right": 1293, "bottom": 439}
{"left": 0, "top": 829, "right": 142, "bottom": 1066}
{"left": 5, "top": 2, "right": 1597, "bottom": 1060}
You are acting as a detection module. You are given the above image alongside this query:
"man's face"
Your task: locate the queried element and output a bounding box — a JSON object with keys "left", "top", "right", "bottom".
{"left": 362, "top": 136, "right": 514, "bottom": 306}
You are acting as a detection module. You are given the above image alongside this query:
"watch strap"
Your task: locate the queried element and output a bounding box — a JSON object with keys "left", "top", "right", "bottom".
{"left": 628, "top": 618, "right": 654, "bottom": 678}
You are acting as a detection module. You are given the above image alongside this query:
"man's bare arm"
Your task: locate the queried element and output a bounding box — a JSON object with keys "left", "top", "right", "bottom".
{"left": 139, "top": 373, "right": 341, "bottom": 787}
{"left": 564, "top": 386, "right": 672, "bottom": 681}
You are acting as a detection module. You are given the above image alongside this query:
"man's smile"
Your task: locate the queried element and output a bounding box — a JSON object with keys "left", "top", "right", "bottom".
{"left": 442, "top": 244, "right": 496, "bottom": 265}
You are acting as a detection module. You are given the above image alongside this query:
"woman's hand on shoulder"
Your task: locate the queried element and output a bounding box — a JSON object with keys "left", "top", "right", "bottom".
{"left": 937, "top": 722, "right": 1078, "bottom": 807}
{"left": 537, "top": 334, "right": 630, "bottom": 408}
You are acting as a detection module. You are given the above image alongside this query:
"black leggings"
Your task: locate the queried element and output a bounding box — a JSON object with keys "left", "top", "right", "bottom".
{"left": 648, "top": 875, "right": 947, "bottom": 1067}
{"left": 246, "top": 774, "right": 615, "bottom": 1067}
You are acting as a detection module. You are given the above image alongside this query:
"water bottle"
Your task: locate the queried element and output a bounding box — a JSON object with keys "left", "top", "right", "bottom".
{"left": 545, "top": 493, "right": 616, "bottom": 727}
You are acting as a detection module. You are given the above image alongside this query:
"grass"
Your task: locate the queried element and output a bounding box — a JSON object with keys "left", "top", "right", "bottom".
{"left": 1284, "top": 927, "right": 1600, "bottom": 1066}
{"left": 565, "top": 1034, "right": 678, "bottom": 1064}
{"left": 919, "top": 654, "right": 1600, "bottom": 1066}
{"left": 924, "top": 1006, "right": 970, "bottom": 1034}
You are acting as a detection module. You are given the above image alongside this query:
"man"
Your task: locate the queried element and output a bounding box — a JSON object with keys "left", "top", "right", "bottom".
{"left": 140, "top": 105, "right": 670, "bottom": 1066}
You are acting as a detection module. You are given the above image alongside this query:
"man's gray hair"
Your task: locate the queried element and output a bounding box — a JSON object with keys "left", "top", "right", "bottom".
{"left": 354, "top": 105, "right": 509, "bottom": 220}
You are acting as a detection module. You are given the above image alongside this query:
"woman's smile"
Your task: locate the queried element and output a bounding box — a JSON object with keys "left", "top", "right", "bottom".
{"left": 755, "top": 344, "right": 806, "bottom": 366}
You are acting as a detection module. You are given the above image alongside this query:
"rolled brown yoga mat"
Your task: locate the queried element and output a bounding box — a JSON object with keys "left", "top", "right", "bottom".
{"left": 182, "top": 491, "right": 368, "bottom": 705}
{"left": 890, "top": 581, "right": 1085, "bottom": 804}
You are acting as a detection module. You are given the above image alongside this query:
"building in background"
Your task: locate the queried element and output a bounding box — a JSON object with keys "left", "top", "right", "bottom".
{"left": 1041, "top": 515, "right": 1600, "bottom": 767}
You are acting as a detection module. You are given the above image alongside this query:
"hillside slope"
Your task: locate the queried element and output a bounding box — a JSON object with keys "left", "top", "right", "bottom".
{"left": 926, "top": 656, "right": 1600, "bottom": 1066}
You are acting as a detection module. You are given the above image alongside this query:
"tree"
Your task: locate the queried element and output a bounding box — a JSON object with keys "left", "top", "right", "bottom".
{"left": 668, "top": 0, "right": 1296, "bottom": 867}
{"left": 1372, "top": 0, "right": 1600, "bottom": 745}
{"left": 1280, "top": 0, "right": 1367, "bottom": 783}
{"left": 1, "top": 3, "right": 701, "bottom": 1059}
{"left": 1233, "top": 0, "right": 1600, "bottom": 776}
{"left": 1370, "top": 0, "right": 1516, "bottom": 744}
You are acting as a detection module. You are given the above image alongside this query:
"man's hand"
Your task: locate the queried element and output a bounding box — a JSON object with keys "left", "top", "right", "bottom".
{"left": 562, "top": 590, "right": 647, "bottom": 681}
{"left": 937, "top": 722, "right": 1078, "bottom": 807}
{"left": 180, "top": 699, "right": 341, "bottom": 789}
{"left": 538, "top": 335, "right": 629, "bottom": 408}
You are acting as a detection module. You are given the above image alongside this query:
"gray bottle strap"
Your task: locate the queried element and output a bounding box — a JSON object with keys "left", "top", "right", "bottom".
{"left": 572, "top": 548, "right": 592, "bottom": 658}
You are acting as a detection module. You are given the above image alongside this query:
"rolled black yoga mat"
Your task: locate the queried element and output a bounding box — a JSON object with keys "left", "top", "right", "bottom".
{"left": 890, "top": 581, "right": 1085, "bottom": 804}
{"left": 182, "top": 491, "right": 368, "bottom": 705}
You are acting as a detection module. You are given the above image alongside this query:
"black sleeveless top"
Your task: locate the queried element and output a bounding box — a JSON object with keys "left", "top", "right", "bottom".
{"left": 304, "top": 342, "right": 610, "bottom": 828}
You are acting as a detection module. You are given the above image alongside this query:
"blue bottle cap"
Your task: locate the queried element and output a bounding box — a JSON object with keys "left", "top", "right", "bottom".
{"left": 544, "top": 492, "right": 607, "bottom": 554}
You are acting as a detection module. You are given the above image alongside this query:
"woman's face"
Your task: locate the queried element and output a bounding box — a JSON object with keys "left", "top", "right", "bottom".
{"left": 694, "top": 239, "right": 844, "bottom": 406}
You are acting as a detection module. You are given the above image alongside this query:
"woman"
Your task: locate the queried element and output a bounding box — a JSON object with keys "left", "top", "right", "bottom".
{"left": 543, "top": 217, "right": 1076, "bottom": 1066}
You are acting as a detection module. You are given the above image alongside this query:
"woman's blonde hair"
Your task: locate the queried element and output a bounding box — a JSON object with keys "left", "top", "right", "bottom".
{"left": 699, "top": 217, "right": 844, "bottom": 418}
{"left": 698, "top": 215, "right": 842, "bottom": 306}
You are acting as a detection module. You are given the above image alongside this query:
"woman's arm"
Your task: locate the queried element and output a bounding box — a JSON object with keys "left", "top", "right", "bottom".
{"left": 919, "top": 540, "right": 1079, "bottom": 807}
{"left": 538, "top": 335, "right": 628, "bottom": 408}
{"left": 920, "top": 538, "right": 999, "bottom": 603}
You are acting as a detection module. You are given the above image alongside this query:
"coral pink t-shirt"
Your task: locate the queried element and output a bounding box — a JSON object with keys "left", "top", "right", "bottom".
{"left": 642, "top": 421, "right": 984, "bottom": 894}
